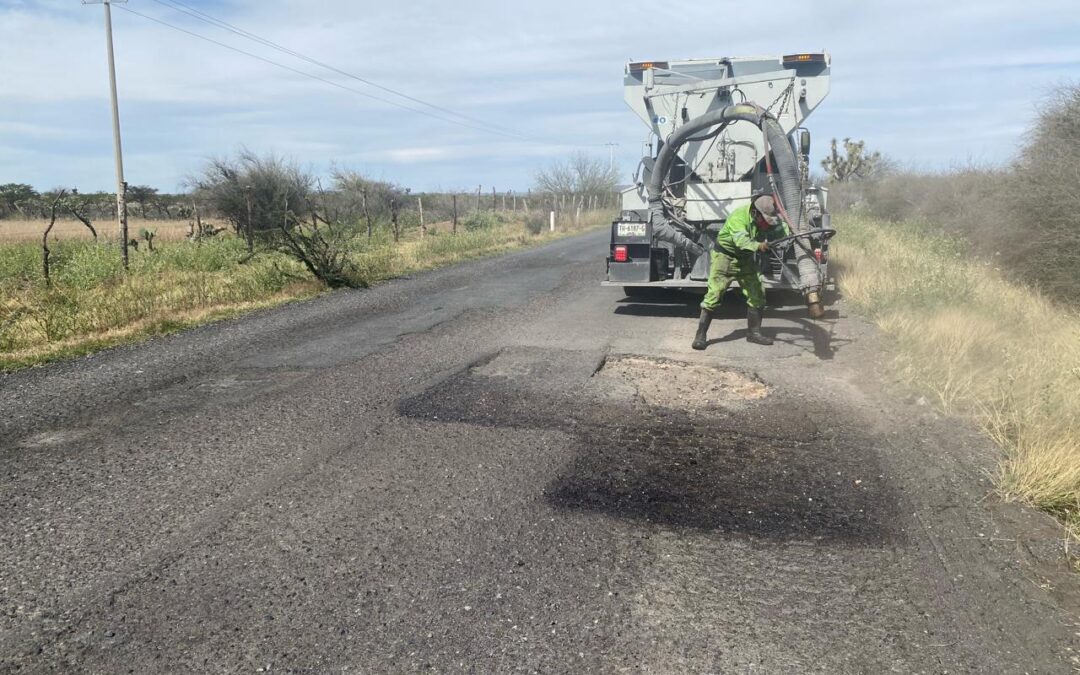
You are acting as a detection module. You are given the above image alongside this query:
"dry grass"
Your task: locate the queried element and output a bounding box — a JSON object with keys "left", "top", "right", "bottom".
{"left": 0, "top": 211, "right": 610, "bottom": 371}
{"left": 0, "top": 283, "right": 323, "bottom": 370}
{"left": 0, "top": 218, "right": 199, "bottom": 243}
{"left": 833, "top": 214, "right": 1080, "bottom": 552}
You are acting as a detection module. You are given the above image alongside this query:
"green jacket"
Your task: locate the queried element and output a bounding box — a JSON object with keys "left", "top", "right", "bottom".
{"left": 714, "top": 203, "right": 789, "bottom": 258}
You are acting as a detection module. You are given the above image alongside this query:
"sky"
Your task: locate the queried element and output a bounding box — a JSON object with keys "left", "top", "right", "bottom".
{"left": 1, "top": 0, "right": 1079, "bottom": 193}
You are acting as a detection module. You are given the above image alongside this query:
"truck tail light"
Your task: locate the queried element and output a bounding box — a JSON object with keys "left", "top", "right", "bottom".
{"left": 613, "top": 245, "right": 629, "bottom": 262}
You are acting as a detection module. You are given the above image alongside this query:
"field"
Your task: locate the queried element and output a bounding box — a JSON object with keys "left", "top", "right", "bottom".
{"left": 832, "top": 214, "right": 1080, "bottom": 557}
{"left": 0, "top": 217, "right": 194, "bottom": 243}
{"left": 0, "top": 210, "right": 611, "bottom": 371}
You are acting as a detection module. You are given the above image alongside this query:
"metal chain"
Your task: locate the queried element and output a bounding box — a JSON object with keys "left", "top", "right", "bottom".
{"left": 766, "top": 81, "right": 795, "bottom": 118}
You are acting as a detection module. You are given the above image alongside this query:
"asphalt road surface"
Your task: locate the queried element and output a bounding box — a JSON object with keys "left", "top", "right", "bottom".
{"left": 2, "top": 229, "right": 1078, "bottom": 673}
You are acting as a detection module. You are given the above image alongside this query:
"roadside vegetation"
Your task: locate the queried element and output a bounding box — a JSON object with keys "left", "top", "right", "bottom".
{"left": 828, "top": 83, "right": 1080, "bottom": 555}
{"left": 0, "top": 152, "right": 616, "bottom": 371}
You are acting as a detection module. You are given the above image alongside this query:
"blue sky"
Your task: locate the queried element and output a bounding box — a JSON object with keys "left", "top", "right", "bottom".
{"left": 1, "top": 0, "right": 1078, "bottom": 193}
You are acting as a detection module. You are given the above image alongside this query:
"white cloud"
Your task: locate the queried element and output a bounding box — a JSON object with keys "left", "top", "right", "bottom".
{"left": 377, "top": 146, "right": 455, "bottom": 163}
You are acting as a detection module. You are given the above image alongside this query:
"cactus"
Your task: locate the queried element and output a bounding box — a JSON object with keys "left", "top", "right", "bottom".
{"left": 139, "top": 227, "right": 156, "bottom": 252}
{"left": 822, "top": 138, "right": 883, "bottom": 182}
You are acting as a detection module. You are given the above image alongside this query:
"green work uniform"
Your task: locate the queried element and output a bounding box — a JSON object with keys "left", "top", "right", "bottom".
{"left": 700, "top": 203, "right": 789, "bottom": 312}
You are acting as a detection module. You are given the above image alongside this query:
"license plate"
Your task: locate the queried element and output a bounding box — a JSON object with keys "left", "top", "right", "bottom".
{"left": 616, "top": 222, "right": 647, "bottom": 238}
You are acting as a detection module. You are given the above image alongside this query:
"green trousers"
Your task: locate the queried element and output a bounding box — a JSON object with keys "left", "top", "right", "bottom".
{"left": 700, "top": 250, "right": 766, "bottom": 311}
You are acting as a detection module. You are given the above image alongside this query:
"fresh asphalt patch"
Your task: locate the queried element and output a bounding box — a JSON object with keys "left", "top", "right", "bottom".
{"left": 399, "top": 346, "right": 899, "bottom": 545}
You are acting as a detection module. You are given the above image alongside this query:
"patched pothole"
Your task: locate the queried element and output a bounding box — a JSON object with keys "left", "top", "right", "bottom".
{"left": 594, "top": 355, "right": 768, "bottom": 410}
{"left": 399, "top": 347, "right": 896, "bottom": 544}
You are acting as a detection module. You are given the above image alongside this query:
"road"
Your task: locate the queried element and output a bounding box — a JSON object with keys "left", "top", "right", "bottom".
{"left": 2, "top": 229, "right": 1078, "bottom": 673}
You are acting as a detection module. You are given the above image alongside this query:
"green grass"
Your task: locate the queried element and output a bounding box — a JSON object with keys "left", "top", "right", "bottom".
{"left": 832, "top": 214, "right": 1080, "bottom": 557}
{"left": 0, "top": 211, "right": 610, "bottom": 370}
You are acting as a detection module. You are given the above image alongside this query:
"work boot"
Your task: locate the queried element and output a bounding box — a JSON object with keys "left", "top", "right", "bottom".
{"left": 691, "top": 309, "right": 712, "bottom": 350}
{"left": 806, "top": 290, "right": 825, "bottom": 319}
{"left": 746, "top": 308, "right": 774, "bottom": 345}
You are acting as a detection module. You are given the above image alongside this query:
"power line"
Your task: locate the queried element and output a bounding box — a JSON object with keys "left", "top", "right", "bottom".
{"left": 146, "top": 0, "right": 533, "bottom": 141}
{"left": 113, "top": 4, "right": 534, "bottom": 141}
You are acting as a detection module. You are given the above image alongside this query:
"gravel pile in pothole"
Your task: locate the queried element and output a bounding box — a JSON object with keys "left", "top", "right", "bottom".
{"left": 594, "top": 355, "right": 768, "bottom": 410}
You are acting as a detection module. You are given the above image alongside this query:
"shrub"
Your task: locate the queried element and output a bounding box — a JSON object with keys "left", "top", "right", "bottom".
{"left": 462, "top": 211, "right": 499, "bottom": 231}
{"left": 190, "top": 150, "right": 315, "bottom": 241}
{"left": 269, "top": 213, "right": 362, "bottom": 288}
{"left": 829, "top": 82, "right": 1080, "bottom": 305}
{"left": 1004, "top": 83, "right": 1080, "bottom": 302}
{"left": 524, "top": 212, "right": 547, "bottom": 235}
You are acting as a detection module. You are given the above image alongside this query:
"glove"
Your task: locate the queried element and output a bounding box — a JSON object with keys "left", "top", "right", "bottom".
{"left": 757, "top": 241, "right": 770, "bottom": 252}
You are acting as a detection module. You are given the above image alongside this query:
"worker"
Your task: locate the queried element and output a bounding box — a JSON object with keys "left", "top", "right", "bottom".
{"left": 692, "top": 194, "right": 789, "bottom": 349}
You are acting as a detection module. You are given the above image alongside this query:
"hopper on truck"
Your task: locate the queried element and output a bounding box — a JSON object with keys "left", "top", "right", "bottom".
{"left": 604, "top": 53, "right": 835, "bottom": 315}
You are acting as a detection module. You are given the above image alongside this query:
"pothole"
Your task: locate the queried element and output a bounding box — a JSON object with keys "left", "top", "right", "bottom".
{"left": 594, "top": 355, "right": 768, "bottom": 410}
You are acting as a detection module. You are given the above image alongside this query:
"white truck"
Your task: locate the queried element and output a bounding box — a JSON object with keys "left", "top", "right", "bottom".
{"left": 604, "top": 53, "right": 834, "bottom": 315}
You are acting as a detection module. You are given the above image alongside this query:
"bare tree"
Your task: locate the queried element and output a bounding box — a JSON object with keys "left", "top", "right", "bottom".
{"left": 330, "top": 169, "right": 406, "bottom": 231}
{"left": 40, "top": 190, "right": 66, "bottom": 285}
{"left": 66, "top": 191, "right": 98, "bottom": 240}
{"left": 533, "top": 152, "right": 619, "bottom": 202}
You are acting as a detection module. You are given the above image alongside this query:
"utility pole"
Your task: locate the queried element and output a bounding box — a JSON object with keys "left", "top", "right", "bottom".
{"left": 603, "top": 143, "right": 619, "bottom": 172}
{"left": 86, "top": 0, "right": 129, "bottom": 268}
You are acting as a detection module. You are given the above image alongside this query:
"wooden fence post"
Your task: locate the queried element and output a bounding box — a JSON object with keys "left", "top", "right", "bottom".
{"left": 452, "top": 194, "right": 458, "bottom": 234}
{"left": 243, "top": 185, "right": 254, "bottom": 255}
{"left": 418, "top": 196, "right": 425, "bottom": 239}
{"left": 391, "top": 198, "right": 399, "bottom": 242}
{"left": 362, "top": 187, "right": 372, "bottom": 239}
{"left": 475, "top": 185, "right": 481, "bottom": 215}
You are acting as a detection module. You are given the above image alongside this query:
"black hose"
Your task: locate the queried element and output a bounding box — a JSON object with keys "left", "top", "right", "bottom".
{"left": 646, "top": 104, "right": 778, "bottom": 259}
{"left": 761, "top": 116, "right": 821, "bottom": 292}
{"left": 762, "top": 116, "right": 802, "bottom": 237}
